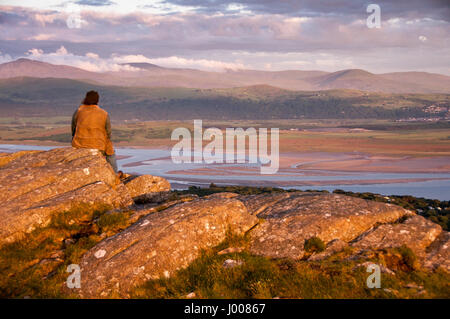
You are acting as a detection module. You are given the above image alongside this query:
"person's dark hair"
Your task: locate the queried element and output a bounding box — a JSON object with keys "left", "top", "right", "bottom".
{"left": 83, "top": 90, "right": 99, "bottom": 105}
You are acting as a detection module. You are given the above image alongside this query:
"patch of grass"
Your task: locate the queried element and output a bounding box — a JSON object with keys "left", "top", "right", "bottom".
{"left": 304, "top": 237, "right": 326, "bottom": 253}
{"left": 1, "top": 185, "right": 449, "bottom": 299}
{"left": 130, "top": 234, "right": 450, "bottom": 299}
{"left": 96, "top": 211, "right": 132, "bottom": 236}
{"left": 214, "top": 231, "right": 251, "bottom": 252}
{"left": 175, "top": 184, "right": 328, "bottom": 197}
{"left": 11, "top": 133, "right": 72, "bottom": 143}
{"left": 0, "top": 203, "right": 134, "bottom": 298}
{"left": 395, "top": 245, "right": 418, "bottom": 270}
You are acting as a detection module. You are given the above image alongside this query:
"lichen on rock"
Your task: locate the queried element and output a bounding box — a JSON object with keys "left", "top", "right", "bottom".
{"left": 124, "top": 174, "right": 171, "bottom": 202}
{"left": 0, "top": 148, "right": 448, "bottom": 299}
{"left": 0, "top": 147, "right": 133, "bottom": 245}
{"left": 78, "top": 195, "right": 258, "bottom": 298}
{"left": 244, "top": 192, "right": 413, "bottom": 259}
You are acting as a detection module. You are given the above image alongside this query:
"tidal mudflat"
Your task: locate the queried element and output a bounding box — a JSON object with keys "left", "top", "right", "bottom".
{"left": 4, "top": 144, "right": 447, "bottom": 200}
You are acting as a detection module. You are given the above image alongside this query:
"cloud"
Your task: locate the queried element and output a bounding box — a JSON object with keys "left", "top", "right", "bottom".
{"left": 0, "top": 2, "right": 449, "bottom": 75}
{"left": 32, "top": 12, "right": 60, "bottom": 26}
{"left": 128, "top": 56, "right": 246, "bottom": 70}
{"left": 75, "top": 0, "right": 115, "bottom": 6}
{"left": 26, "top": 33, "right": 55, "bottom": 41}
{"left": 0, "top": 51, "right": 13, "bottom": 64}
{"left": 110, "top": 54, "right": 152, "bottom": 63}
{"left": 162, "top": 0, "right": 450, "bottom": 21}
{"left": 24, "top": 46, "right": 137, "bottom": 72}
{"left": 85, "top": 52, "right": 99, "bottom": 59}
{"left": 108, "top": 52, "right": 247, "bottom": 71}
{"left": 20, "top": 46, "right": 245, "bottom": 72}
{"left": 1, "top": 5, "right": 446, "bottom": 52}
{"left": 27, "top": 48, "right": 44, "bottom": 56}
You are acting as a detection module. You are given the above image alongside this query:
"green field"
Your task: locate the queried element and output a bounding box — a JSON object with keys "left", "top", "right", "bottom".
{"left": 1, "top": 77, "right": 449, "bottom": 120}
{"left": 1, "top": 118, "right": 449, "bottom": 157}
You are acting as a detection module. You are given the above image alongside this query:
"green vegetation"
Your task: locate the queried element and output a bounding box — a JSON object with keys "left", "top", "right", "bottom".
{"left": 1, "top": 118, "right": 449, "bottom": 160}
{"left": 341, "top": 121, "right": 450, "bottom": 131}
{"left": 0, "top": 116, "right": 70, "bottom": 125}
{"left": 130, "top": 233, "right": 449, "bottom": 299}
{"left": 10, "top": 133, "right": 73, "bottom": 143}
{"left": 304, "top": 237, "right": 326, "bottom": 253}
{"left": 395, "top": 245, "right": 418, "bottom": 271}
{"left": 176, "top": 184, "right": 295, "bottom": 197}
{"left": 1, "top": 77, "right": 448, "bottom": 120}
{"left": 0, "top": 185, "right": 448, "bottom": 299}
{"left": 0, "top": 204, "right": 132, "bottom": 298}
{"left": 333, "top": 190, "right": 450, "bottom": 231}
{"left": 177, "top": 185, "right": 449, "bottom": 231}
{"left": 0, "top": 120, "right": 187, "bottom": 145}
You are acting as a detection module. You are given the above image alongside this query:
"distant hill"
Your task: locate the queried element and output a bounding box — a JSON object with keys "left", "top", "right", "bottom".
{"left": 120, "top": 62, "right": 162, "bottom": 70}
{"left": 312, "top": 69, "right": 394, "bottom": 91}
{"left": 1, "top": 59, "right": 449, "bottom": 93}
{"left": 0, "top": 58, "right": 104, "bottom": 83}
{"left": 1, "top": 77, "right": 448, "bottom": 120}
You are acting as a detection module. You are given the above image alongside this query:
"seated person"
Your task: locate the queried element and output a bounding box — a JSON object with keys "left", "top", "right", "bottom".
{"left": 71, "top": 90, "right": 119, "bottom": 174}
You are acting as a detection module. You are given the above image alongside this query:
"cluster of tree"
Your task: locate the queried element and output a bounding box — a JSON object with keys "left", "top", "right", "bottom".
{"left": 108, "top": 96, "right": 427, "bottom": 120}
{"left": 0, "top": 77, "right": 436, "bottom": 120}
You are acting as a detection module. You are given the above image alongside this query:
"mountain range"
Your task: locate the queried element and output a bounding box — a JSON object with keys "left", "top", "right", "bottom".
{"left": 0, "top": 58, "right": 449, "bottom": 121}
{"left": 1, "top": 76, "right": 448, "bottom": 121}
{"left": 1, "top": 58, "right": 450, "bottom": 94}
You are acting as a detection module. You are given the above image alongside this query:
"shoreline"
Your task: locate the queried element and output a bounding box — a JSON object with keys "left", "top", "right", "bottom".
{"left": 1, "top": 143, "right": 449, "bottom": 200}
{"left": 165, "top": 176, "right": 449, "bottom": 187}
{"left": 2, "top": 142, "right": 450, "bottom": 175}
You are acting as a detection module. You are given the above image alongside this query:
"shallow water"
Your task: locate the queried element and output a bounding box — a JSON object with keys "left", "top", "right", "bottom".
{"left": 1, "top": 144, "right": 449, "bottom": 200}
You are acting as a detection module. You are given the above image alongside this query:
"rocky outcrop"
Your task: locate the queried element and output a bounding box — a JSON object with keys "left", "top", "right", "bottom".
{"left": 424, "top": 232, "right": 449, "bottom": 271}
{"left": 242, "top": 192, "right": 413, "bottom": 259}
{"left": 1, "top": 148, "right": 448, "bottom": 298}
{"left": 241, "top": 192, "right": 448, "bottom": 271}
{"left": 78, "top": 196, "right": 258, "bottom": 298}
{"left": 351, "top": 215, "right": 442, "bottom": 256}
{"left": 0, "top": 147, "right": 117, "bottom": 205}
{"left": 124, "top": 174, "right": 171, "bottom": 202}
{"left": 0, "top": 147, "right": 133, "bottom": 245}
{"left": 0, "top": 148, "right": 176, "bottom": 245}
{"left": 0, "top": 150, "right": 41, "bottom": 168}
{"left": 73, "top": 191, "right": 449, "bottom": 297}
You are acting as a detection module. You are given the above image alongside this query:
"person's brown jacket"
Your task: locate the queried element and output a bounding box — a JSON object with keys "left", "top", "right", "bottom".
{"left": 71, "top": 104, "right": 114, "bottom": 155}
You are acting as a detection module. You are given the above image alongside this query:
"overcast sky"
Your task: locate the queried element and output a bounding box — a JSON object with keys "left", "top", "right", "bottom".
{"left": 0, "top": 0, "right": 449, "bottom": 74}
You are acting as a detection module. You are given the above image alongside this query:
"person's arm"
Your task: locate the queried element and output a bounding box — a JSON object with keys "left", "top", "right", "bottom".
{"left": 105, "top": 114, "right": 112, "bottom": 140}
{"left": 71, "top": 109, "right": 78, "bottom": 138}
